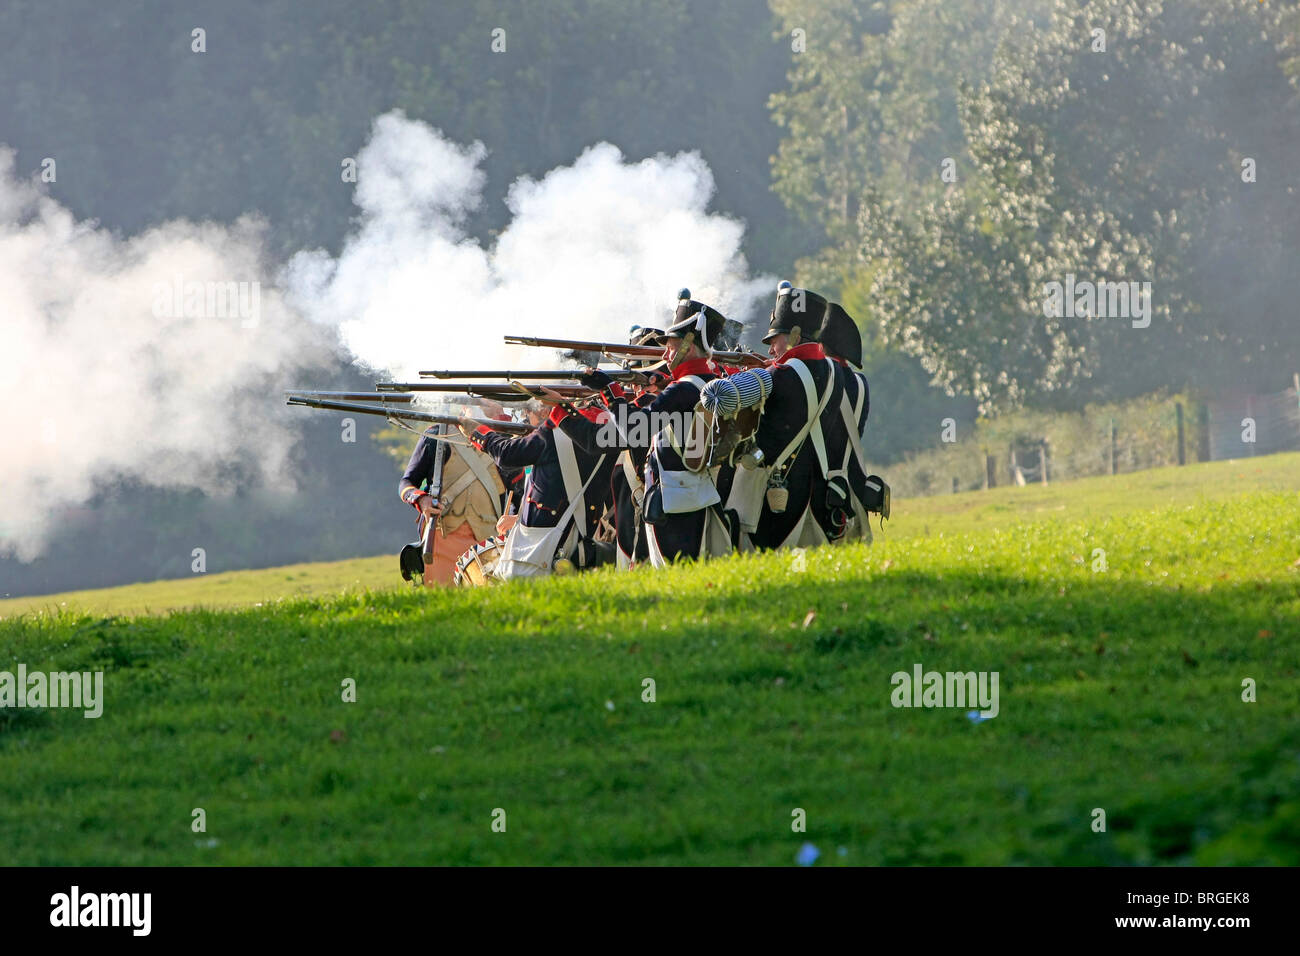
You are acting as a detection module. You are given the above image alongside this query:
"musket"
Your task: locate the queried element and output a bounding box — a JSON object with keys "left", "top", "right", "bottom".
{"left": 503, "top": 334, "right": 768, "bottom": 369}
{"left": 424, "top": 423, "right": 447, "bottom": 565}
{"left": 419, "top": 368, "right": 650, "bottom": 384}
{"left": 505, "top": 334, "right": 660, "bottom": 359}
{"left": 285, "top": 395, "right": 532, "bottom": 434}
{"left": 284, "top": 390, "right": 418, "bottom": 403}
{"left": 284, "top": 389, "right": 524, "bottom": 405}
{"left": 375, "top": 381, "right": 591, "bottom": 399}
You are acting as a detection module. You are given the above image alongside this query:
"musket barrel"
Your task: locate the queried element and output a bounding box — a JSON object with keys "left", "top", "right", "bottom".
{"left": 378, "top": 381, "right": 589, "bottom": 397}
{"left": 504, "top": 333, "right": 767, "bottom": 369}
{"left": 284, "top": 390, "right": 416, "bottom": 403}
{"left": 374, "top": 381, "right": 499, "bottom": 392}
{"left": 377, "top": 381, "right": 583, "bottom": 391}
{"left": 419, "top": 369, "right": 578, "bottom": 380}
{"left": 285, "top": 396, "right": 531, "bottom": 434}
{"left": 503, "top": 334, "right": 661, "bottom": 357}
{"left": 287, "top": 389, "right": 496, "bottom": 405}
{"left": 418, "top": 368, "right": 647, "bottom": 382}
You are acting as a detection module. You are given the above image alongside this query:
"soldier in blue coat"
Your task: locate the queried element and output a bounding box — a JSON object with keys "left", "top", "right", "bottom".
{"left": 461, "top": 403, "right": 615, "bottom": 574}
{"left": 553, "top": 290, "right": 738, "bottom": 565}
{"left": 814, "top": 302, "right": 874, "bottom": 542}
{"left": 704, "top": 282, "right": 844, "bottom": 551}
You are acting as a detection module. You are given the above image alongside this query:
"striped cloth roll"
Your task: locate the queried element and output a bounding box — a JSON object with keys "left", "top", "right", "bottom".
{"left": 699, "top": 367, "right": 772, "bottom": 417}
{"left": 733, "top": 367, "right": 772, "bottom": 409}
{"left": 699, "top": 377, "right": 740, "bottom": 416}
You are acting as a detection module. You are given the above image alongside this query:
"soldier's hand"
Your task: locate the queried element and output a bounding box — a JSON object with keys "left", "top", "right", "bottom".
{"left": 456, "top": 414, "right": 477, "bottom": 441}
{"left": 419, "top": 495, "right": 443, "bottom": 518}
{"left": 536, "top": 385, "right": 568, "bottom": 406}
{"left": 579, "top": 367, "right": 613, "bottom": 390}
{"left": 496, "top": 513, "right": 518, "bottom": 535}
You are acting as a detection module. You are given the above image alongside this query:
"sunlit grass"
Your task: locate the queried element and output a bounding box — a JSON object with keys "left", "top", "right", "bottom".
{"left": 0, "top": 457, "right": 1296, "bottom": 864}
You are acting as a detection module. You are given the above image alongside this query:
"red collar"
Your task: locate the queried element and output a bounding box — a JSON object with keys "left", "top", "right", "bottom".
{"left": 775, "top": 342, "right": 826, "bottom": 365}
{"left": 549, "top": 404, "right": 604, "bottom": 426}
{"left": 671, "top": 357, "right": 715, "bottom": 381}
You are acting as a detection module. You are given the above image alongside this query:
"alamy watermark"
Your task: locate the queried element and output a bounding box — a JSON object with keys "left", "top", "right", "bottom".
{"left": 890, "top": 663, "right": 999, "bottom": 719}
{"left": 152, "top": 275, "right": 260, "bottom": 327}
{"left": 50, "top": 886, "right": 150, "bottom": 935}
{"left": 0, "top": 665, "right": 104, "bottom": 718}
{"left": 1042, "top": 274, "right": 1151, "bottom": 329}
{"left": 595, "top": 405, "right": 703, "bottom": 452}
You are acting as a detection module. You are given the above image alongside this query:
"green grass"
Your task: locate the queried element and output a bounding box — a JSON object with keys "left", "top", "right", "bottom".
{"left": 3, "top": 452, "right": 1296, "bottom": 619}
{"left": 1, "top": 453, "right": 1298, "bottom": 864}
{"left": 0, "top": 553, "right": 396, "bottom": 619}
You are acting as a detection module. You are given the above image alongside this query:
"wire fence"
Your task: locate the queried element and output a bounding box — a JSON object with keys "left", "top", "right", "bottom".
{"left": 877, "top": 377, "right": 1300, "bottom": 499}
{"left": 1207, "top": 387, "right": 1300, "bottom": 459}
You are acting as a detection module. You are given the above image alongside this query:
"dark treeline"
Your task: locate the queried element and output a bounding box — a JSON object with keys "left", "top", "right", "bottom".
{"left": 0, "top": 0, "right": 801, "bottom": 266}
{"left": 771, "top": 0, "right": 1300, "bottom": 413}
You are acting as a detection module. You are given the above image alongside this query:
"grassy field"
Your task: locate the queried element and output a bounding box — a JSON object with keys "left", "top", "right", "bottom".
{"left": 4, "top": 453, "right": 1297, "bottom": 619}
{"left": 0, "top": 553, "right": 396, "bottom": 619}
{"left": 0, "top": 453, "right": 1297, "bottom": 864}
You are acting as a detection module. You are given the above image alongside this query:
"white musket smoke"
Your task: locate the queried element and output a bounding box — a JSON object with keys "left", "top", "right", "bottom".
{"left": 1, "top": 111, "right": 767, "bottom": 563}
{"left": 0, "top": 149, "right": 331, "bottom": 562}
{"left": 283, "top": 110, "right": 768, "bottom": 380}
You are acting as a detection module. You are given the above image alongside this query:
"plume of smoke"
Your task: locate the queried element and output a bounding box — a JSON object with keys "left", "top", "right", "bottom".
{"left": 284, "top": 110, "right": 769, "bottom": 380}
{"left": 0, "top": 149, "right": 332, "bottom": 562}
{"left": 1, "top": 112, "right": 768, "bottom": 564}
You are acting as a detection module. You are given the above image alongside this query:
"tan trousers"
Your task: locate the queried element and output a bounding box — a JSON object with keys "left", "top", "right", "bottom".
{"left": 422, "top": 522, "right": 482, "bottom": 587}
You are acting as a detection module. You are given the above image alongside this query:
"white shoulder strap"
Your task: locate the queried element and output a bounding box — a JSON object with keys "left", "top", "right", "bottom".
{"left": 661, "top": 375, "right": 708, "bottom": 462}
{"left": 840, "top": 376, "right": 868, "bottom": 472}
{"left": 806, "top": 358, "right": 836, "bottom": 478}
{"left": 619, "top": 449, "right": 642, "bottom": 492}
{"left": 553, "top": 428, "right": 606, "bottom": 540}
{"left": 453, "top": 445, "right": 505, "bottom": 519}
{"left": 441, "top": 466, "right": 480, "bottom": 504}
{"left": 773, "top": 358, "right": 835, "bottom": 474}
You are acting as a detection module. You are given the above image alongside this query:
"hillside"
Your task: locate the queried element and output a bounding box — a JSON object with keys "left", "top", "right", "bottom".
{"left": 3, "top": 453, "right": 1297, "bottom": 619}
{"left": 0, "top": 454, "right": 1297, "bottom": 864}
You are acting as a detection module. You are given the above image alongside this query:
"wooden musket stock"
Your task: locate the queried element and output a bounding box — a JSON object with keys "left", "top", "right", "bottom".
{"left": 503, "top": 334, "right": 767, "bottom": 369}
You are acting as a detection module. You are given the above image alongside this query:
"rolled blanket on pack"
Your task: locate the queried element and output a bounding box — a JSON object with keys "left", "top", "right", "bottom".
{"left": 699, "top": 377, "right": 740, "bottom": 416}
{"left": 699, "top": 367, "right": 772, "bottom": 417}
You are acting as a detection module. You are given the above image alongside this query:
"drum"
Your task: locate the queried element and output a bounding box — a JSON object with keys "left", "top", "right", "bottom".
{"left": 453, "top": 535, "right": 507, "bottom": 587}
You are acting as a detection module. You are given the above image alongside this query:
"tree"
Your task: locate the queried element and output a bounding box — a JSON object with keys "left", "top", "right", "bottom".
{"left": 768, "top": 0, "right": 1054, "bottom": 429}
{"left": 769, "top": 0, "right": 1049, "bottom": 248}
{"left": 858, "top": 0, "right": 1300, "bottom": 412}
